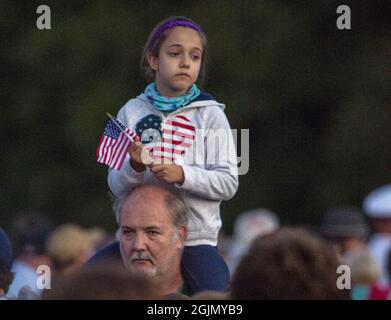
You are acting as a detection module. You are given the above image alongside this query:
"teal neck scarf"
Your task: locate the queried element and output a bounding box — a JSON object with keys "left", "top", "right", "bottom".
{"left": 144, "top": 82, "right": 201, "bottom": 112}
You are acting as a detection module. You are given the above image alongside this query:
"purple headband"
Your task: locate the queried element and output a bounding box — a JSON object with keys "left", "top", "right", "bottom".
{"left": 151, "top": 20, "right": 203, "bottom": 48}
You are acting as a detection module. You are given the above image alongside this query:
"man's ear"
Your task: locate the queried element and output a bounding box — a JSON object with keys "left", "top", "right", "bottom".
{"left": 147, "top": 54, "right": 159, "bottom": 71}
{"left": 176, "top": 226, "right": 187, "bottom": 250}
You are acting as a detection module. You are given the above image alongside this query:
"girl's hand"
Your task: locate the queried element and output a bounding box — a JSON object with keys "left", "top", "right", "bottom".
{"left": 128, "top": 136, "right": 149, "bottom": 172}
{"left": 150, "top": 161, "right": 185, "bottom": 184}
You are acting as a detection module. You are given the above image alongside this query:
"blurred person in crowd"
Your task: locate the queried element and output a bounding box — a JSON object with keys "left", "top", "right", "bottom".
{"left": 319, "top": 206, "right": 369, "bottom": 258}
{"left": 46, "top": 224, "right": 105, "bottom": 276}
{"left": 43, "top": 263, "right": 157, "bottom": 300}
{"left": 191, "top": 290, "right": 229, "bottom": 300}
{"left": 216, "top": 231, "right": 232, "bottom": 264}
{"left": 387, "top": 249, "right": 391, "bottom": 300}
{"left": 0, "top": 227, "right": 14, "bottom": 300}
{"left": 231, "top": 227, "right": 350, "bottom": 299}
{"left": 226, "top": 208, "right": 280, "bottom": 273}
{"left": 7, "top": 214, "right": 54, "bottom": 298}
{"left": 88, "top": 184, "right": 189, "bottom": 297}
{"left": 343, "top": 249, "right": 381, "bottom": 300}
{"left": 363, "top": 183, "right": 391, "bottom": 286}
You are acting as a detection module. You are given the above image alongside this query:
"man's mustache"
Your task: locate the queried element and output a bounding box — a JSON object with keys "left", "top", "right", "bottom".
{"left": 130, "top": 251, "right": 153, "bottom": 263}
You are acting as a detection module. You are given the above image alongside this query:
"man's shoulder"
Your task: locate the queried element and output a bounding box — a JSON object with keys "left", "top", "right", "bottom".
{"left": 85, "top": 242, "right": 122, "bottom": 266}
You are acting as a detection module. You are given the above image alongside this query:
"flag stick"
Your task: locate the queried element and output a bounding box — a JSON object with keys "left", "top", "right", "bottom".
{"left": 106, "top": 113, "right": 153, "bottom": 166}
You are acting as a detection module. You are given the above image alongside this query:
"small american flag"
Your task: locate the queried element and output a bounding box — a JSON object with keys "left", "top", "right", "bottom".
{"left": 96, "top": 116, "right": 137, "bottom": 170}
{"left": 146, "top": 115, "right": 196, "bottom": 163}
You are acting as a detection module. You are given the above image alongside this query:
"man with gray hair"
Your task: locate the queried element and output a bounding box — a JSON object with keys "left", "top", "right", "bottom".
{"left": 87, "top": 184, "right": 189, "bottom": 296}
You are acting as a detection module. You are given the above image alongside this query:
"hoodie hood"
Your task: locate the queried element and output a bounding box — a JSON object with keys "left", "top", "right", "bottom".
{"left": 136, "top": 92, "right": 226, "bottom": 112}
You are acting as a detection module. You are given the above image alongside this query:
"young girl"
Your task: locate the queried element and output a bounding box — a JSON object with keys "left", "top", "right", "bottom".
{"left": 108, "top": 16, "right": 238, "bottom": 294}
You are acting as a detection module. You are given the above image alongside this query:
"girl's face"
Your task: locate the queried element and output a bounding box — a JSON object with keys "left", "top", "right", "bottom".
{"left": 148, "top": 27, "right": 203, "bottom": 97}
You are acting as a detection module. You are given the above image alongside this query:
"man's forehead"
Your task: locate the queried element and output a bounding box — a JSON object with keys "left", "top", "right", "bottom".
{"left": 121, "top": 205, "right": 168, "bottom": 227}
{"left": 121, "top": 218, "right": 165, "bottom": 229}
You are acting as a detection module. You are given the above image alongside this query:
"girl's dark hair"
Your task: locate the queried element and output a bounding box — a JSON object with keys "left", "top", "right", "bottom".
{"left": 140, "top": 16, "right": 208, "bottom": 87}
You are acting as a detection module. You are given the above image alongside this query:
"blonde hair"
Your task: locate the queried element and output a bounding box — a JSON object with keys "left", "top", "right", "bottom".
{"left": 343, "top": 249, "right": 381, "bottom": 285}
{"left": 46, "top": 224, "right": 98, "bottom": 270}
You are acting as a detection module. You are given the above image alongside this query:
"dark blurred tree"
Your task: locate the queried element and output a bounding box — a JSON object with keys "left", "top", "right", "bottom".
{"left": 1, "top": 1, "right": 390, "bottom": 234}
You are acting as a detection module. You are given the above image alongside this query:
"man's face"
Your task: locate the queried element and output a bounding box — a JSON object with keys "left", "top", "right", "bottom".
{"left": 118, "top": 190, "right": 186, "bottom": 278}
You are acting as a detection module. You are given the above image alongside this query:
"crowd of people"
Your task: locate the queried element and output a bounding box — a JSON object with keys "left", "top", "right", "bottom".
{"left": 0, "top": 182, "right": 390, "bottom": 300}
{"left": 0, "top": 215, "right": 110, "bottom": 300}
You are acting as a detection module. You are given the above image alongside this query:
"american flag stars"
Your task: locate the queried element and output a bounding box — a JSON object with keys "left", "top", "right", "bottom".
{"left": 136, "top": 114, "right": 162, "bottom": 144}
{"left": 96, "top": 116, "right": 137, "bottom": 170}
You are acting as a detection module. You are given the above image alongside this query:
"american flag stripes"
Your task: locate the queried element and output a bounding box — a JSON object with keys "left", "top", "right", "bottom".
{"left": 146, "top": 115, "right": 196, "bottom": 163}
{"left": 96, "top": 116, "right": 137, "bottom": 170}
